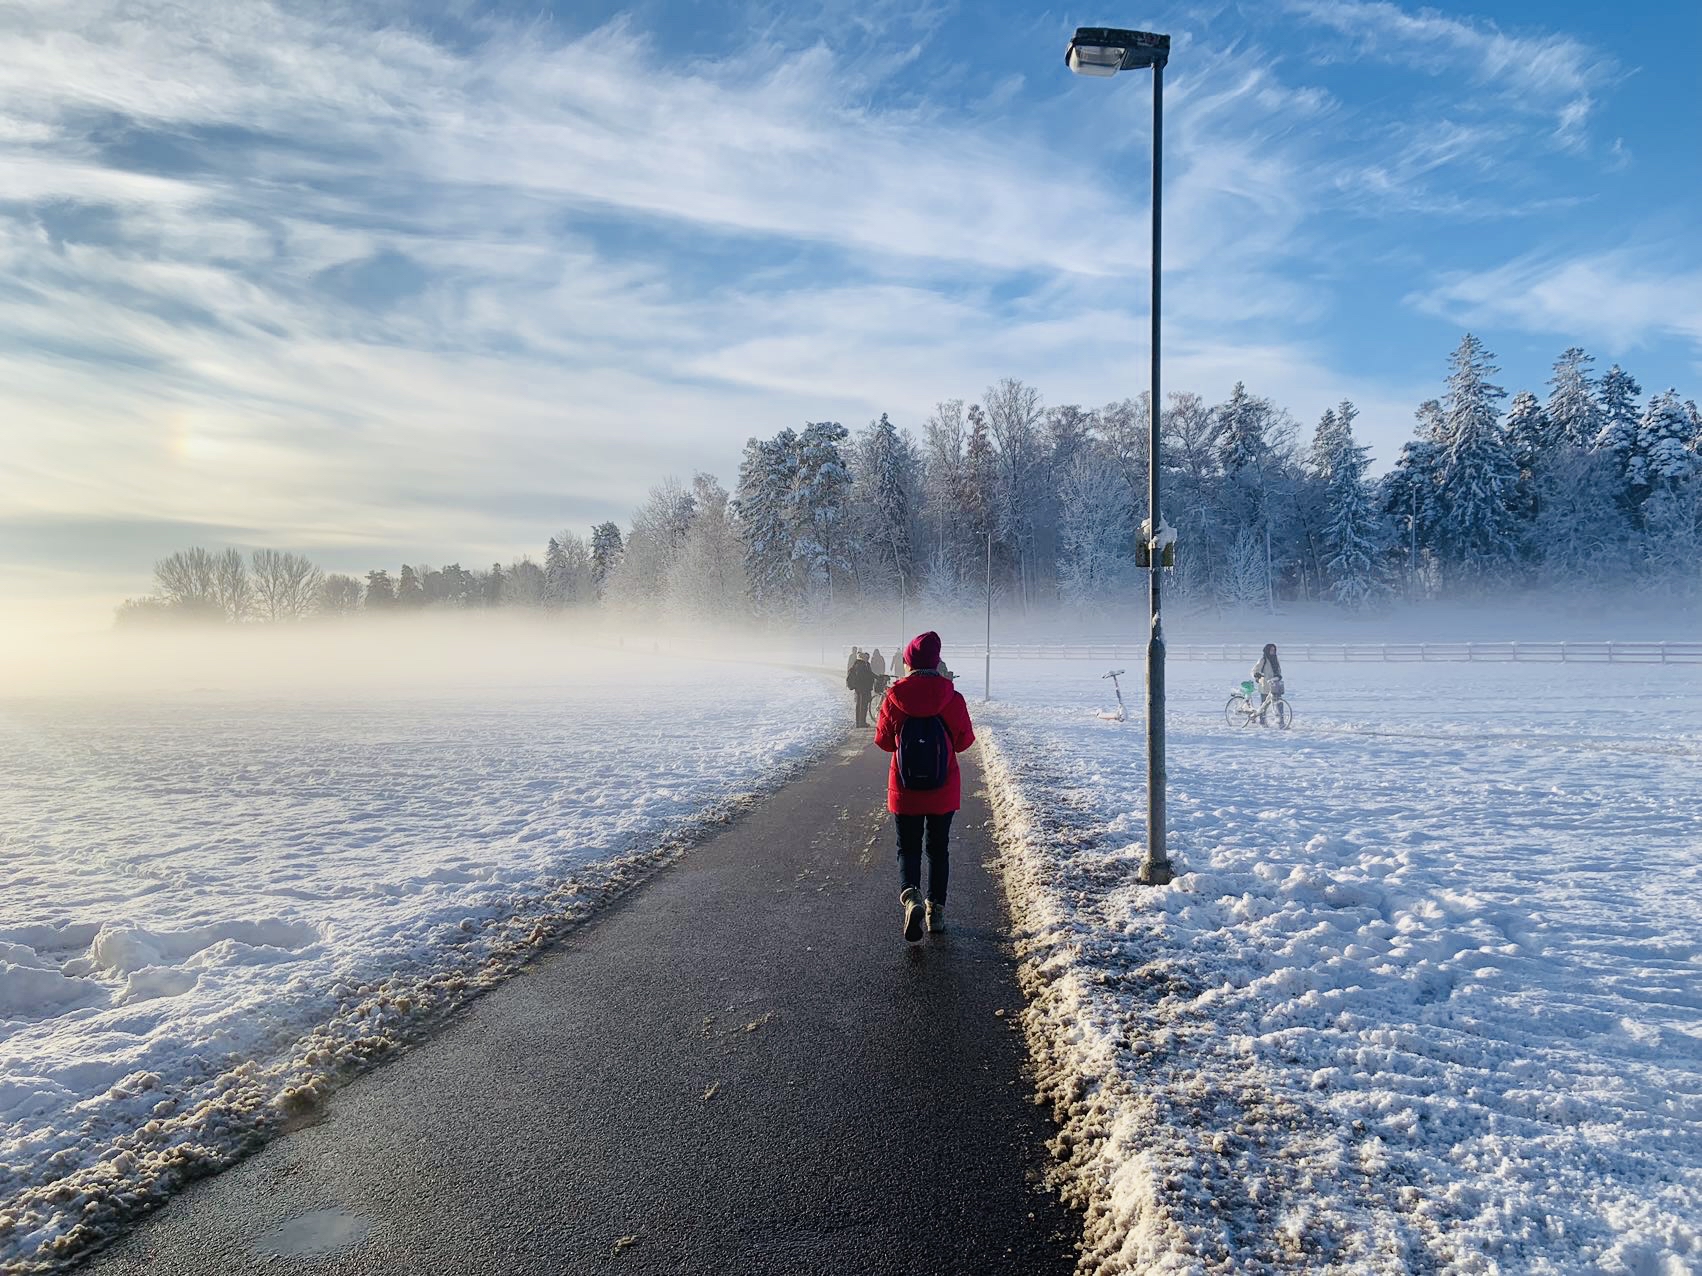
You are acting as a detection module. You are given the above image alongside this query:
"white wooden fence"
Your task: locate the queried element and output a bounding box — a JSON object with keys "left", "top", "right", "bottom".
{"left": 935, "top": 641, "right": 1702, "bottom": 665}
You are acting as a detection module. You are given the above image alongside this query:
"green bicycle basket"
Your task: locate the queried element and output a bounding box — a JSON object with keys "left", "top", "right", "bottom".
{"left": 1239, "top": 680, "right": 1256, "bottom": 695}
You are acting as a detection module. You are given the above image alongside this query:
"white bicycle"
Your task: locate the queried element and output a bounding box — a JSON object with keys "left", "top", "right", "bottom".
{"left": 1225, "top": 679, "right": 1292, "bottom": 729}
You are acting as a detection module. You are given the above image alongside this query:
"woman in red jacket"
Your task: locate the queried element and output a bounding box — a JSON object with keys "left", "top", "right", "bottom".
{"left": 874, "top": 631, "right": 976, "bottom": 942}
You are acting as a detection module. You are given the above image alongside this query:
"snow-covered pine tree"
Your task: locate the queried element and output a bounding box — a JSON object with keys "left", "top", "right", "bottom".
{"left": 1379, "top": 431, "right": 1441, "bottom": 599}
{"left": 543, "top": 538, "right": 569, "bottom": 606}
{"left": 1632, "top": 389, "right": 1697, "bottom": 492}
{"left": 1315, "top": 406, "right": 1390, "bottom": 609}
{"left": 395, "top": 563, "right": 426, "bottom": 608}
{"left": 852, "top": 413, "right": 917, "bottom": 599}
{"left": 1056, "top": 450, "right": 1132, "bottom": 610}
{"left": 1503, "top": 389, "right": 1551, "bottom": 528}
{"left": 1309, "top": 407, "right": 1345, "bottom": 480}
{"left": 1545, "top": 347, "right": 1600, "bottom": 452}
{"left": 792, "top": 422, "right": 852, "bottom": 606}
{"left": 1504, "top": 391, "right": 1551, "bottom": 478}
{"left": 1592, "top": 364, "right": 1643, "bottom": 491}
{"left": 364, "top": 569, "right": 395, "bottom": 609}
{"left": 1215, "top": 381, "right": 1270, "bottom": 475}
{"left": 1433, "top": 334, "right": 1521, "bottom": 586}
{"left": 733, "top": 431, "right": 799, "bottom": 612}
{"left": 589, "top": 522, "right": 624, "bottom": 596}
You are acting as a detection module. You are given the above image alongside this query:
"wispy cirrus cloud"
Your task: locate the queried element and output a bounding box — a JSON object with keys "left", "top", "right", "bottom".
{"left": 1280, "top": 0, "right": 1615, "bottom": 147}
{"left": 1411, "top": 246, "right": 1702, "bottom": 356}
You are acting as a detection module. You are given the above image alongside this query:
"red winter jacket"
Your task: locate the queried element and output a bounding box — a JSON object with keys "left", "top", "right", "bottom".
{"left": 874, "top": 670, "right": 976, "bottom": 815}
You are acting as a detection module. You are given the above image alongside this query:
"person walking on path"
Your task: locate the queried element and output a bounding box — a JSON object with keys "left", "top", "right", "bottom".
{"left": 847, "top": 650, "right": 877, "bottom": 728}
{"left": 875, "top": 631, "right": 975, "bottom": 942}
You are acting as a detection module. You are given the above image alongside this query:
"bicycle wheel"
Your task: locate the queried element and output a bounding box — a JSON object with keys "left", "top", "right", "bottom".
{"left": 1225, "top": 695, "right": 1252, "bottom": 728}
{"left": 1273, "top": 699, "right": 1293, "bottom": 730}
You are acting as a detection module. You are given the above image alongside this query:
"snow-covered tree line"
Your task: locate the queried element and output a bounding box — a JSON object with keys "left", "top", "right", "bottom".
{"left": 1382, "top": 338, "right": 1701, "bottom": 601}
{"left": 117, "top": 336, "right": 1700, "bottom": 627}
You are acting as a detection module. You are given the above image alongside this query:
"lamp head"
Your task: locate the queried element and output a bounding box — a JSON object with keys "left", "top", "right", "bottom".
{"left": 1065, "top": 27, "right": 1170, "bottom": 76}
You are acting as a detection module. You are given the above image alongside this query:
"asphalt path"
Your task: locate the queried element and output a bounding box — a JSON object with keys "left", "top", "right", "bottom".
{"left": 80, "top": 733, "right": 1080, "bottom": 1276}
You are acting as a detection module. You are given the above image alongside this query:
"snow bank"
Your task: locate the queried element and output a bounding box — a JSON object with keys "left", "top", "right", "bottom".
{"left": 0, "top": 651, "right": 842, "bottom": 1271}
{"left": 982, "top": 658, "right": 1702, "bottom": 1274}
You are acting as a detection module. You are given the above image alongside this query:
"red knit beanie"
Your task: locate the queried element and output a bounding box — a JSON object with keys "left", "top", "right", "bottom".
{"left": 904, "top": 631, "right": 942, "bottom": 670}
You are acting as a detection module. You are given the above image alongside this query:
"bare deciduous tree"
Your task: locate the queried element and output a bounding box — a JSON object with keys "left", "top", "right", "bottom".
{"left": 318, "top": 573, "right": 363, "bottom": 615}
{"left": 154, "top": 547, "right": 220, "bottom": 613}
{"left": 212, "top": 547, "right": 251, "bottom": 621}
{"left": 251, "top": 550, "right": 325, "bottom": 621}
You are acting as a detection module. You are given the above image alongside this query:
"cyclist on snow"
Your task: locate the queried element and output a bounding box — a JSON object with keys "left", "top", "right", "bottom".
{"left": 1252, "top": 643, "right": 1284, "bottom": 724}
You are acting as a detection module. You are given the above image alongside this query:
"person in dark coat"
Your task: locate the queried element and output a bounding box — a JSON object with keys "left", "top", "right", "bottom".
{"left": 874, "top": 631, "right": 975, "bottom": 941}
{"left": 847, "top": 651, "right": 877, "bottom": 728}
{"left": 1252, "top": 643, "right": 1283, "bottom": 724}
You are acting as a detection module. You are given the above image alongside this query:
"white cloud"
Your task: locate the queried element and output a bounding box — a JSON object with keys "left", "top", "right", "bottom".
{"left": 1410, "top": 247, "right": 1702, "bottom": 354}
{"left": 1281, "top": 0, "right": 1613, "bottom": 141}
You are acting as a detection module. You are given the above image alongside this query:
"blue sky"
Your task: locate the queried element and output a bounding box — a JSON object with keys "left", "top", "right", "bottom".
{"left": 2, "top": 0, "right": 1698, "bottom": 630}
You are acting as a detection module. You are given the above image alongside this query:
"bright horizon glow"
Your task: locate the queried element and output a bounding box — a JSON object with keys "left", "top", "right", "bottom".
{"left": 1, "top": 0, "right": 1698, "bottom": 635}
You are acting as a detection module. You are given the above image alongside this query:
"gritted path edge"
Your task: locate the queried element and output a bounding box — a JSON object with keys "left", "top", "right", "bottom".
{"left": 77, "top": 735, "right": 1082, "bottom": 1276}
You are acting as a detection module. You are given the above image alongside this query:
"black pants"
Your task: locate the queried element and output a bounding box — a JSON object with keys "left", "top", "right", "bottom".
{"left": 895, "top": 812, "right": 953, "bottom": 905}
{"left": 854, "top": 689, "right": 873, "bottom": 726}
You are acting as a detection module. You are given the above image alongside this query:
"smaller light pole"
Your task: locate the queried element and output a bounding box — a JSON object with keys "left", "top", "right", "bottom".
{"left": 897, "top": 565, "right": 907, "bottom": 664}
{"left": 1066, "top": 24, "right": 1172, "bottom": 886}
{"left": 984, "top": 526, "right": 993, "bottom": 702}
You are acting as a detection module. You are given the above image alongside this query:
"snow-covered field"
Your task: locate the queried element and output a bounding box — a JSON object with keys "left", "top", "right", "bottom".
{"left": 0, "top": 647, "right": 841, "bottom": 1271}
{"left": 981, "top": 657, "right": 1702, "bottom": 1275}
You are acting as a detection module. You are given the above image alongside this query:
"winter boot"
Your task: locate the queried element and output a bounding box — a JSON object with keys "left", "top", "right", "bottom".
{"left": 900, "top": 887, "right": 925, "bottom": 943}
{"left": 926, "top": 901, "right": 945, "bottom": 934}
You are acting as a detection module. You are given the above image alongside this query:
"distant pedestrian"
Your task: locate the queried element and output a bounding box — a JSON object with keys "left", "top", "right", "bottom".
{"left": 847, "top": 650, "right": 877, "bottom": 728}
{"left": 1252, "top": 642, "right": 1284, "bottom": 724}
{"left": 870, "top": 648, "right": 886, "bottom": 680}
{"left": 875, "top": 631, "right": 975, "bottom": 942}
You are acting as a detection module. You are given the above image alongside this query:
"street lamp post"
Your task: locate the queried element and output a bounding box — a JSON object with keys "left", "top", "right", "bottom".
{"left": 1066, "top": 26, "right": 1172, "bottom": 886}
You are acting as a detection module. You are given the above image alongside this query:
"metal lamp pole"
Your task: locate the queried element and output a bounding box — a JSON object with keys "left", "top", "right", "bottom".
{"left": 1066, "top": 26, "right": 1172, "bottom": 886}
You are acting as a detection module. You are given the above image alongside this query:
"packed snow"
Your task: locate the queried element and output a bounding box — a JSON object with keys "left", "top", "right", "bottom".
{"left": 981, "top": 656, "right": 1702, "bottom": 1274}
{"left": 0, "top": 646, "right": 841, "bottom": 1271}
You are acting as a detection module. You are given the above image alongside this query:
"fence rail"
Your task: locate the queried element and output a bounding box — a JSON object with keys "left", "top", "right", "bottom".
{"left": 923, "top": 641, "right": 1702, "bottom": 665}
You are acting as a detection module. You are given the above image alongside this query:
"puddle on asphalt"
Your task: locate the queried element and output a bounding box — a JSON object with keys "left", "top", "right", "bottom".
{"left": 254, "top": 1207, "right": 372, "bottom": 1258}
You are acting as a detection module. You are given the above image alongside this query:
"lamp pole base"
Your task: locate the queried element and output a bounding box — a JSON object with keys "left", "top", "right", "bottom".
{"left": 1135, "top": 856, "right": 1173, "bottom": 887}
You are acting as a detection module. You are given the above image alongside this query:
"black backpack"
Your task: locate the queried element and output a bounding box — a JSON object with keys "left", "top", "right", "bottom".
{"left": 897, "top": 714, "right": 951, "bottom": 790}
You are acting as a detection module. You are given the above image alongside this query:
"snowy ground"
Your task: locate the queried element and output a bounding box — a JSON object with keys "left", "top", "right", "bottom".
{"left": 0, "top": 648, "right": 841, "bottom": 1271}
{"left": 980, "top": 657, "right": 1702, "bottom": 1275}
